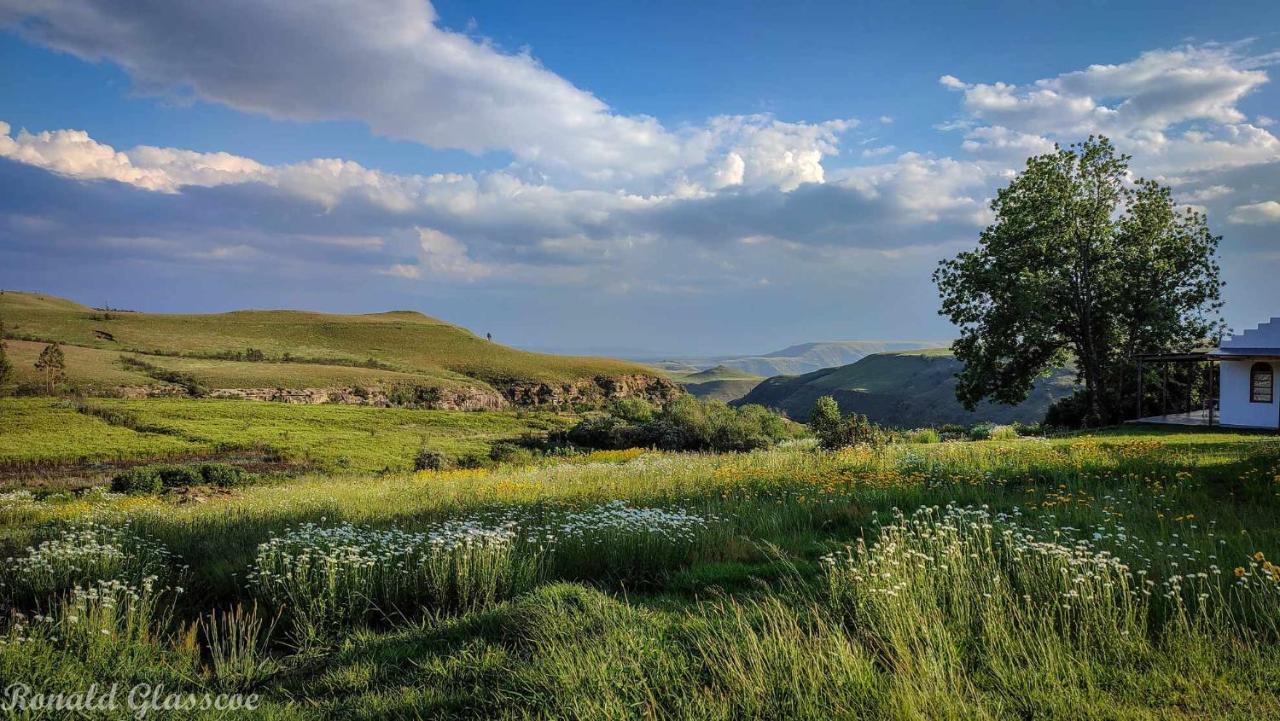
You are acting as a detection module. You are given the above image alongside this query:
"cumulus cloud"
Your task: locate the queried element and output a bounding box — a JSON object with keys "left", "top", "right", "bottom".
{"left": 1228, "top": 201, "right": 1280, "bottom": 225}
{"left": 939, "top": 44, "right": 1280, "bottom": 177}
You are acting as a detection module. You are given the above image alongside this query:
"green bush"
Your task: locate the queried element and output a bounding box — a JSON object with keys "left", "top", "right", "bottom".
{"left": 609, "top": 397, "right": 654, "bottom": 423}
{"left": 111, "top": 463, "right": 253, "bottom": 493}
{"left": 197, "top": 463, "right": 253, "bottom": 487}
{"left": 414, "top": 448, "right": 449, "bottom": 472}
{"left": 967, "top": 423, "right": 996, "bottom": 441}
{"left": 808, "top": 396, "right": 887, "bottom": 450}
{"left": 489, "top": 442, "right": 535, "bottom": 466}
{"left": 563, "top": 397, "right": 792, "bottom": 453}
{"left": 110, "top": 467, "right": 163, "bottom": 494}
{"left": 388, "top": 384, "right": 442, "bottom": 408}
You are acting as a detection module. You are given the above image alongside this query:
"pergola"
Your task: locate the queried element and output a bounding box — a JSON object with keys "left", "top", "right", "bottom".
{"left": 1132, "top": 350, "right": 1218, "bottom": 426}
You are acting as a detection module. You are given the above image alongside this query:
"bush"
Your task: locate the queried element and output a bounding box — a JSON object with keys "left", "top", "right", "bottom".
{"left": 110, "top": 467, "right": 163, "bottom": 494}
{"left": 197, "top": 463, "right": 253, "bottom": 487}
{"left": 808, "top": 396, "right": 887, "bottom": 450}
{"left": 489, "top": 442, "right": 535, "bottom": 466}
{"left": 562, "top": 397, "right": 792, "bottom": 453}
{"left": 111, "top": 463, "right": 253, "bottom": 493}
{"left": 388, "top": 384, "right": 442, "bottom": 408}
{"left": 609, "top": 397, "right": 654, "bottom": 423}
{"left": 967, "top": 423, "right": 995, "bottom": 441}
{"left": 414, "top": 448, "right": 450, "bottom": 472}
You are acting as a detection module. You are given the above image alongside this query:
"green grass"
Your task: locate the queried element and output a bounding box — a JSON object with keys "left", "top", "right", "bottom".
{"left": 3, "top": 429, "right": 1280, "bottom": 718}
{"left": 0, "top": 397, "right": 570, "bottom": 478}
{"left": 1, "top": 290, "right": 654, "bottom": 387}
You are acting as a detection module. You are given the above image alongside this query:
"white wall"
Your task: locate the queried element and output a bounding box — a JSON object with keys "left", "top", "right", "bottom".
{"left": 1219, "top": 360, "right": 1279, "bottom": 429}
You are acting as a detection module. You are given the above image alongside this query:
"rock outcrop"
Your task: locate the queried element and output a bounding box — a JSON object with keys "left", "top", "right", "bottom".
{"left": 116, "top": 373, "right": 680, "bottom": 411}
{"left": 504, "top": 374, "right": 681, "bottom": 408}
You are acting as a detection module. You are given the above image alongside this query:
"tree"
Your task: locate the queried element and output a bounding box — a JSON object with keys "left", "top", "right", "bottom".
{"left": 34, "top": 342, "right": 66, "bottom": 395}
{"left": 934, "top": 137, "right": 1222, "bottom": 427}
{"left": 0, "top": 318, "right": 12, "bottom": 391}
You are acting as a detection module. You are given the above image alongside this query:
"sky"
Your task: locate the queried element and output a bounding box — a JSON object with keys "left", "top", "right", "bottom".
{"left": 1, "top": 1, "right": 1278, "bottom": 357}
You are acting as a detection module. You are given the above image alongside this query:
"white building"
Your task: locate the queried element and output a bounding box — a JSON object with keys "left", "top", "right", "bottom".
{"left": 1212, "top": 318, "right": 1279, "bottom": 430}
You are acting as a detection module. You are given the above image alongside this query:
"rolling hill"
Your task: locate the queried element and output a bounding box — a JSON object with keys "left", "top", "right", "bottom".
{"left": 736, "top": 348, "right": 1076, "bottom": 427}
{"left": 0, "top": 291, "right": 677, "bottom": 409}
{"left": 673, "top": 365, "right": 765, "bottom": 402}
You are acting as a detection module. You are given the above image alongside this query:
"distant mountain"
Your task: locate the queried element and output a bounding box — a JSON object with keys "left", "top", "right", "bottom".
{"left": 651, "top": 340, "right": 950, "bottom": 379}
{"left": 723, "top": 340, "right": 950, "bottom": 376}
{"left": 735, "top": 349, "right": 1076, "bottom": 428}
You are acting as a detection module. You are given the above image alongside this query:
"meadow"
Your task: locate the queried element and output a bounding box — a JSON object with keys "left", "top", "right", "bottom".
{"left": 2, "top": 427, "right": 1279, "bottom": 719}
{"left": 0, "top": 398, "right": 570, "bottom": 482}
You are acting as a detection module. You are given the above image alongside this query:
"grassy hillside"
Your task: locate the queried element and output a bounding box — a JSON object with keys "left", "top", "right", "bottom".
{"left": 738, "top": 348, "right": 1076, "bottom": 426}
{"left": 0, "top": 397, "right": 569, "bottom": 480}
{"left": 0, "top": 291, "right": 664, "bottom": 398}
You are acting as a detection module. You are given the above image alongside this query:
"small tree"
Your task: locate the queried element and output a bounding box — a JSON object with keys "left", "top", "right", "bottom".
{"left": 808, "top": 395, "right": 844, "bottom": 449}
{"left": 0, "top": 318, "right": 12, "bottom": 391}
{"left": 34, "top": 342, "right": 66, "bottom": 395}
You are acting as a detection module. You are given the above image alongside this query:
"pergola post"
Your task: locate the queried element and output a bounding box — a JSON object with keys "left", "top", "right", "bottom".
{"left": 1136, "top": 358, "right": 1144, "bottom": 420}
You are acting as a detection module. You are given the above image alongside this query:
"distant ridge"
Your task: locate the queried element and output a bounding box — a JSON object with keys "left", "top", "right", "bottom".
{"left": 735, "top": 349, "right": 1075, "bottom": 427}
{"left": 654, "top": 340, "right": 950, "bottom": 378}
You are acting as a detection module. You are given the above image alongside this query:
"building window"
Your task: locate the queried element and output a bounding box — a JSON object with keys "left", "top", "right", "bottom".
{"left": 1251, "top": 363, "right": 1274, "bottom": 404}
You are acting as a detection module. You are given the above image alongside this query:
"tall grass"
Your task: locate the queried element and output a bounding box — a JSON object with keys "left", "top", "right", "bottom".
{"left": 0, "top": 430, "right": 1279, "bottom": 717}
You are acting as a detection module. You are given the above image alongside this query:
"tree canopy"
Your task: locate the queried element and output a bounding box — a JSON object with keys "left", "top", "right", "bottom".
{"left": 934, "top": 137, "right": 1223, "bottom": 427}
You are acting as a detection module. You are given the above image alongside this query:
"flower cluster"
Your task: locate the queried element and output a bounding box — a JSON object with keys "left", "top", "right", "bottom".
{"left": 531, "top": 501, "right": 717, "bottom": 545}
{"left": 1, "top": 522, "right": 171, "bottom": 607}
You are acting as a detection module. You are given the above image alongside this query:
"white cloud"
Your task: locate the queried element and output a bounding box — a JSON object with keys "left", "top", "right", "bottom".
{"left": 415, "top": 227, "right": 492, "bottom": 280}
{"left": 379, "top": 263, "right": 423, "bottom": 279}
{"left": 940, "top": 44, "right": 1280, "bottom": 177}
{"left": 861, "top": 145, "right": 897, "bottom": 158}
{"left": 1228, "top": 201, "right": 1280, "bottom": 225}
{"left": 0, "top": 0, "right": 693, "bottom": 183}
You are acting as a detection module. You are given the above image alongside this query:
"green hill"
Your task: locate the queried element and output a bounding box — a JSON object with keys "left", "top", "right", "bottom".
{"left": 678, "top": 365, "right": 763, "bottom": 383}
{"left": 735, "top": 349, "right": 1076, "bottom": 427}
{"left": 673, "top": 365, "right": 764, "bottom": 403}
{"left": 0, "top": 291, "right": 675, "bottom": 407}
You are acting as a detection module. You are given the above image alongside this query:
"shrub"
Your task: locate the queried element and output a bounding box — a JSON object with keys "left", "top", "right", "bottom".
{"left": 197, "top": 462, "right": 253, "bottom": 487}
{"left": 111, "top": 466, "right": 163, "bottom": 494}
{"left": 414, "top": 448, "right": 449, "bottom": 472}
{"left": 489, "top": 442, "right": 535, "bottom": 466}
{"left": 967, "top": 423, "right": 995, "bottom": 441}
{"left": 609, "top": 397, "right": 654, "bottom": 423}
{"left": 111, "top": 463, "right": 252, "bottom": 493}
{"left": 388, "top": 384, "right": 442, "bottom": 408}
{"left": 563, "top": 397, "right": 792, "bottom": 453}
{"left": 808, "top": 396, "right": 887, "bottom": 450}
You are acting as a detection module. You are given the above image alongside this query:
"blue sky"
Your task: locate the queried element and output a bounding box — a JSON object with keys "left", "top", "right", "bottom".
{"left": 1, "top": 1, "right": 1278, "bottom": 356}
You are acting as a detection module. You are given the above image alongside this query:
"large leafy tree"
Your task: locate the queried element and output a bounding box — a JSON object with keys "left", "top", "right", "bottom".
{"left": 933, "top": 137, "right": 1223, "bottom": 427}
